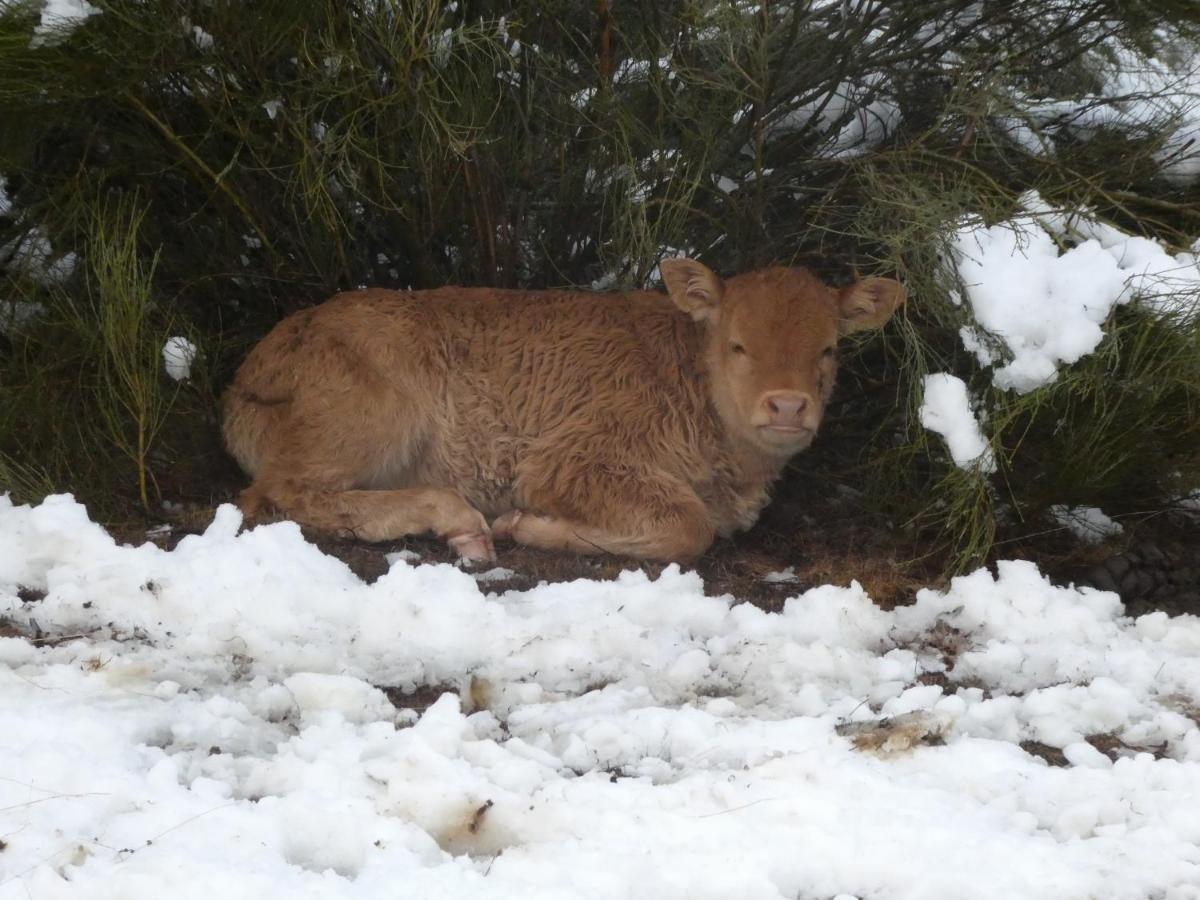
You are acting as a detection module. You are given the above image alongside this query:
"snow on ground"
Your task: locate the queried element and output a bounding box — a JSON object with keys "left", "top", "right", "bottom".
{"left": 3, "top": 495, "right": 1200, "bottom": 898}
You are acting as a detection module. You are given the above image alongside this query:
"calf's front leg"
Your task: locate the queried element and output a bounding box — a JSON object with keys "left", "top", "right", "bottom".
{"left": 492, "top": 503, "right": 715, "bottom": 563}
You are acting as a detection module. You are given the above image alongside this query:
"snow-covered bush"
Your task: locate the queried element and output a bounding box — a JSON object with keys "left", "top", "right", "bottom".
{"left": 1, "top": 0, "right": 1199, "bottom": 569}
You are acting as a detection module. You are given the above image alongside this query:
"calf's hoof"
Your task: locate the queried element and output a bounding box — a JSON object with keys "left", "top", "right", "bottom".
{"left": 491, "top": 510, "right": 523, "bottom": 541}
{"left": 448, "top": 530, "right": 496, "bottom": 563}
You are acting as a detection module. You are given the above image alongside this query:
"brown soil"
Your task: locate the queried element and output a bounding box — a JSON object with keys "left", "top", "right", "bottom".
{"left": 105, "top": 451, "right": 1200, "bottom": 618}
{"left": 110, "top": 461, "right": 942, "bottom": 610}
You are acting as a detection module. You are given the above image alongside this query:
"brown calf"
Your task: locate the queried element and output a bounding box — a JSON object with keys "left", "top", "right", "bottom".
{"left": 222, "top": 259, "right": 904, "bottom": 562}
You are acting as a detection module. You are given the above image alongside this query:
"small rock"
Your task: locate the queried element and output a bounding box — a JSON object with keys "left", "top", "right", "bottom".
{"left": 1133, "top": 570, "right": 1157, "bottom": 598}
{"left": 1174, "top": 592, "right": 1200, "bottom": 611}
{"left": 1137, "top": 543, "right": 1168, "bottom": 565}
{"left": 1119, "top": 570, "right": 1143, "bottom": 596}
{"left": 1104, "top": 556, "right": 1131, "bottom": 580}
{"left": 1084, "top": 568, "right": 1118, "bottom": 593}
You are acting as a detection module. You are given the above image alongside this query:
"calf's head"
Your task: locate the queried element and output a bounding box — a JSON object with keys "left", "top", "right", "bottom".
{"left": 660, "top": 259, "right": 905, "bottom": 457}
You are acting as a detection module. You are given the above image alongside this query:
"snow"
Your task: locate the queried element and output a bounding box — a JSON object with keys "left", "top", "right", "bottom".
{"left": 3, "top": 494, "right": 1200, "bottom": 897}
{"left": 762, "top": 566, "right": 797, "bottom": 584}
{"left": 772, "top": 77, "right": 900, "bottom": 159}
{"left": 947, "top": 192, "right": 1200, "bottom": 393}
{"left": 919, "top": 374, "right": 994, "bottom": 473}
{"left": 471, "top": 566, "right": 517, "bottom": 583}
{"left": 183, "top": 18, "right": 214, "bottom": 51}
{"left": 1019, "top": 39, "right": 1200, "bottom": 186}
{"left": 161, "top": 336, "right": 197, "bottom": 382}
{"left": 29, "top": 0, "right": 100, "bottom": 48}
{"left": 1, "top": 226, "right": 76, "bottom": 286}
{"left": 1050, "top": 506, "right": 1125, "bottom": 545}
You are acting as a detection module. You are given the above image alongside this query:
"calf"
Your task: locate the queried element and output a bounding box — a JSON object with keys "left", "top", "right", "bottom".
{"left": 222, "top": 259, "right": 904, "bottom": 562}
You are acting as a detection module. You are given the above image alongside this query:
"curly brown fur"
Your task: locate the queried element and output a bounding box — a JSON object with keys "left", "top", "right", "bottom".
{"left": 222, "top": 259, "right": 903, "bottom": 561}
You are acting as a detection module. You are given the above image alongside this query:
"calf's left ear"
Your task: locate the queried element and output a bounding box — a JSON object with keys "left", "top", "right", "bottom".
{"left": 838, "top": 277, "right": 906, "bottom": 333}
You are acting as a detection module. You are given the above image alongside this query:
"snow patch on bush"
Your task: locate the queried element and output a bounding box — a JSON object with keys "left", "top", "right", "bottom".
{"left": 161, "top": 336, "right": 197, "bottom": 381}
{"left": 1049, "top": 505, "right": 1124, "bottom": 545}
{"left": 30, "top": 0, "right": 101, "bottom": 48}
{"left": 948, "top": 191, "right": 1200, "bottom": 393}
{"left": 920, "top": 374, "right": 994, "bottom": 472}
{"left": 772, "top": 77, "right": 901, "bottom": 159}
{"left": 1019, "top": 40, "right": 1200, "bottom": 186}
{"left": 1, "top": 226, "right": 77, "bottom": 286}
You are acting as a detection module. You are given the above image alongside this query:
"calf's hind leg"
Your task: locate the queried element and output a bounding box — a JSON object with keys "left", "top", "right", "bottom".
{"left": 228, "top": 354, "right": 494, "bottom": 559}
{"left": 240, "top": 479, "right": 495, "bottom": 561}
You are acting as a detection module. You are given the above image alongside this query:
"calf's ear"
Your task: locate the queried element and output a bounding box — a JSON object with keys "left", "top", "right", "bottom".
{"left": 660, "top": 258, "right": 724, "bottom": 322}
{"left": 838, "top": 276, "right": 906, "bottom": 333}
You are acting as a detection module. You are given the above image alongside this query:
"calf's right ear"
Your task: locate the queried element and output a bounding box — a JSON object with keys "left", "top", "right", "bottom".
{"left": 660, "top": 258, "right": 724, "bottom": 322}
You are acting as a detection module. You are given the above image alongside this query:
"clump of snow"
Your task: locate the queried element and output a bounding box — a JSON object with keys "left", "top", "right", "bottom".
{"left": 472, "top": 566, "right": 516, "bottom": 583}
{"left": 180, "top": 17, "right": 214, "bottom": 50}
{"left": 386, "top": 549, "right": 421, "bottom": 565}
{"left": 1, "top": 226, "right": 77, "bottom": 286}
{"left": 1025, "top": 191, "right": 1200, "bottom": 320}
{"left": 30, "top": 0, "right": 100, "bottom": 47}
{"left": 762, "top": 566, "right": 798, "bottom": 584}
{"left": 161, "top": 336, "right": 197, "bottom": 382}
{"left": 948, "top": 192, "right": 1200, "bottom": 393}
{"left": 1050, "top": 505, "right": 1124, "bottom": 545}
{"left": 3, "top": 495, "right": 1200, "bottom": 896}
{"left": 920, "top": 374, "right": 995, "bottom": 473}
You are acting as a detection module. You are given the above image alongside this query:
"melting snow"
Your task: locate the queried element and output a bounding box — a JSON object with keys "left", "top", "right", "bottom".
{"left": 2, "top": 495, "right": 1200, "bottom": 897}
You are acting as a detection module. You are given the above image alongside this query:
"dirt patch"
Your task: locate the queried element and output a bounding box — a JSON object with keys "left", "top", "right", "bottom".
{"left": 1021, "top": 740, "right": 1069, "bottom": 767}
{"left": 1022, "top": 733, "right": 1171, "bottom": 767}
{"left": 101, "top": 458, "right": 1200, "bottom": 618}
{"left": 105, "top": 471, "right": 937, "bottom": 610}
{"left": 1086, "top": 731, "right": 1169, "bottom": 761}
{"left": 379, "top": 683, "right": 461, "bottom": 716}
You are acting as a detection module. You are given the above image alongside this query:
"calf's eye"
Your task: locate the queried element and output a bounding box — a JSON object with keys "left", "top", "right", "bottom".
{"left": 822, "top": 346, "right": 836, "bottom": 359}
{"left": 730, "top": 342, "right": 746, "bottom": 354}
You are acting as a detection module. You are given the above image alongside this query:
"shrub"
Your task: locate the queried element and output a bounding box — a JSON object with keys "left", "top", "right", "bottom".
{"left": 2, "top": 0, "right": 1199, "bottom": 568}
